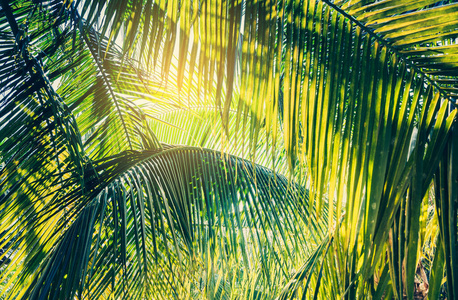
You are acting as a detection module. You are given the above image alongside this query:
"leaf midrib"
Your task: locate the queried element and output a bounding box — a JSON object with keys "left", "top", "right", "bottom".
{"left": 322, "top": 0, "right": 457, "bottom": 107}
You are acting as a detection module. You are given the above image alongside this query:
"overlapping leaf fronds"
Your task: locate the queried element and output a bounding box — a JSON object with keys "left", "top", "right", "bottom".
{"left": 1, "top": 145, "right": 326, "bottom": 299}
{"left": 1, "top": 0, "right": 458, "bottom": 299}
{"left": 335, "top": 0, "right": 458, "bottom": 96}
{"left": 433, "top": 125, "right": 458, "bottom": 300}
{"left": 54, "top": 11, "right": 166, "bottom": 159}
{"left": 119, "top": 0, "right": 457, "bottom": 298}
{"left": 0, "top": 0, "right": 88, "bottom": 267}
{"left": 148, "top": 108, "right": 289, "bottom": 174}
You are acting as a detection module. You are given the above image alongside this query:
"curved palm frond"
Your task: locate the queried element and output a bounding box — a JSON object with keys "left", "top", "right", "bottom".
{"left": 335, "top": 0, "right": 458, "bottom": 95}
{"left": 1, "top": 0, "right": 458, "bottom": 299}
{"left": 0, "top": 0, "right": 88, "bottom": 249}
{"left": 118, "top": 0, "right": 457, "bottom": 298}
{"left": 0, "top": 0, "right": 178, "bottom": 161}
{"left": 54, "top": 11, "right": 166, "bottom": 158}
{"left": 148, "top": 107, "right": 290, "bottom": 175}
{"left": 1, "top": 145, "right": 326, "bottom": 299}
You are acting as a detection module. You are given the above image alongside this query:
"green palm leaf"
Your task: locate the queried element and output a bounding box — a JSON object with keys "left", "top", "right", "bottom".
{"left": 2, "top": 146, "right": 325, "bottom": 299}
{"left": 1, "top": 0, "right": 458, "bottom": 299}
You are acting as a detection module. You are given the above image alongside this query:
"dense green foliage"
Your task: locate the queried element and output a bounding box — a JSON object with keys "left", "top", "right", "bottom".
{"left": 0, "top": 0, "right": 457, "bottom": 299}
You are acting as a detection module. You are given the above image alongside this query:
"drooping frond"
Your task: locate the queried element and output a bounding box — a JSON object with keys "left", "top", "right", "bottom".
{"left": 334, "top": 0, "right": 458, "bottom": 97}
{"left": 59, "top": 23, "right": 167, "bottom": 158}
{"left": 0, "top": 0, "right": 87, "bottom": 218}
{"left": 148, "top": 107, "right": 289, "bottom": 174}
{"left": 1, "top": 0, "right": 458, "bottom": 299}
{"left": 433, "top": 125, "right": 458, "bottom": 300}
{"left": 1, "top": 145, "right": 325, "bottom": 299}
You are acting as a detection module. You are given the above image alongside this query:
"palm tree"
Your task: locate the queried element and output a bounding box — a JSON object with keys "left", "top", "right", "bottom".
{"left": 0, "top": 0, "right": 457, "bottom": 299}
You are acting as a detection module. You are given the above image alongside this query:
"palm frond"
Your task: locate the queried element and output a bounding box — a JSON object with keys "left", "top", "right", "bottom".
{"left": 2, "top": 0, "right": 458, "bottom": 299}
{"left": 56, "top": 10, "right": 165, "bottom": 158}
{"left": 1, "top": 146, "right": 326, "bottom": 299}
{"left": 0, "top": 0, "right": 87, "bottom": 231}
{"left": 433, "top": 124, "right": 458, "bottom": 300}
